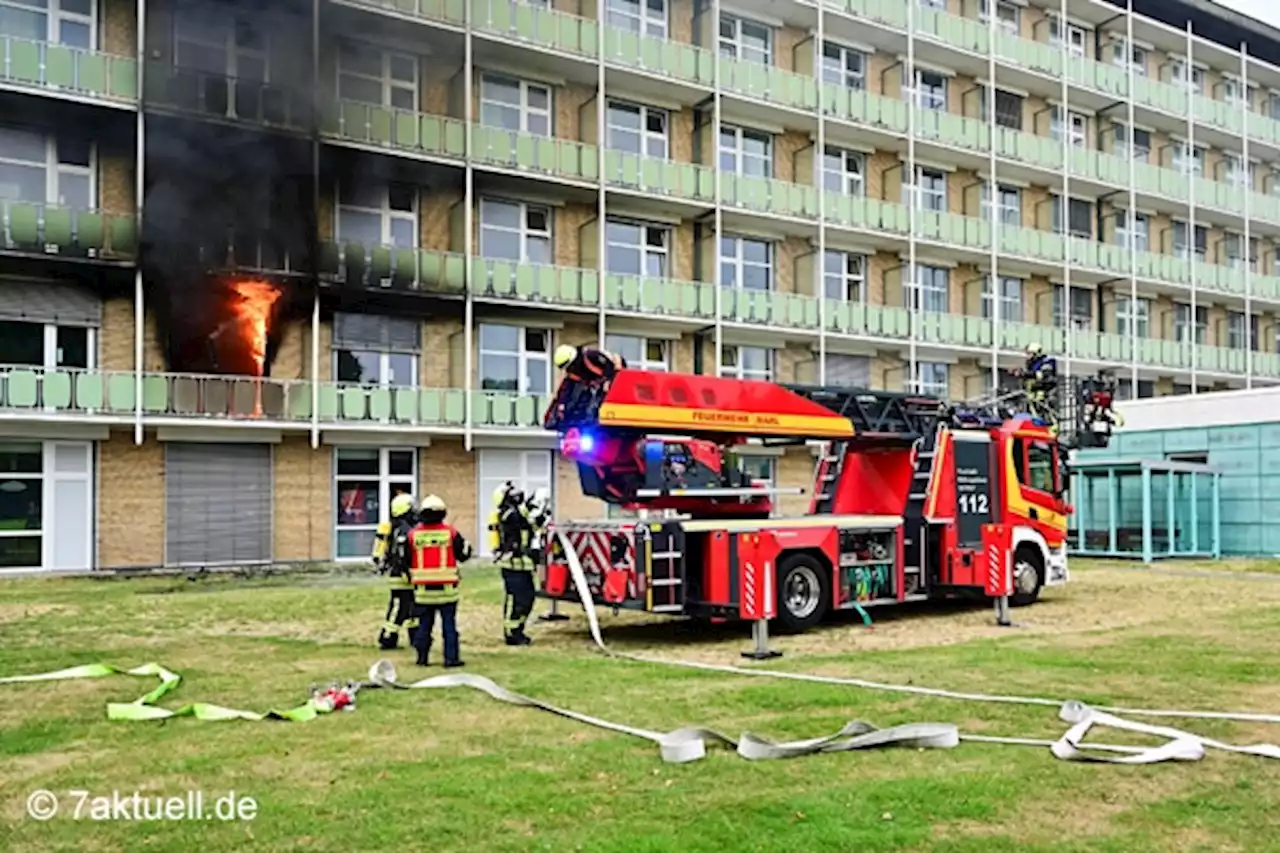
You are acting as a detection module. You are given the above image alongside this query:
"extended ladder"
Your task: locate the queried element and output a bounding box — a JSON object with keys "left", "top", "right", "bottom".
{"left": 901, "top": 422, "right": 943, "bottom": 595}
{"left": 785, "top": 386, "right": 941, "bottom": 440}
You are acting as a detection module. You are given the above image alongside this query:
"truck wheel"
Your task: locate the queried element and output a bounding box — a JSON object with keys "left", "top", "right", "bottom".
{"left": 774, "top": 554, "right": 829, "bottom": 634}
{"left": 1009, "top": 545, "right": 1045, "bottom": 607}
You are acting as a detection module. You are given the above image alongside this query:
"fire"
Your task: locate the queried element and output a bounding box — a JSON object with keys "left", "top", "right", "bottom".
{"left": 228, "top": 279, "right": 282, "bottom": 377}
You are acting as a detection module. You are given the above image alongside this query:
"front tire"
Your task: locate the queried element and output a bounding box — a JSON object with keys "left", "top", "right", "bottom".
{"left": 1009, "top": 546, "right": 1045, "bottom": 607}
{"left": 774, "top": 553, "right": 830, "bottom": 634}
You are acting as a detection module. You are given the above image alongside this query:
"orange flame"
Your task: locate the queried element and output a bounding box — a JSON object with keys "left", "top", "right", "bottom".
{"left": 228, "top": 279, "right": 282, "bottom": 377}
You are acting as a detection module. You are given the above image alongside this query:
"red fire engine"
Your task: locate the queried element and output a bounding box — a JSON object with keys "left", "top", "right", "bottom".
{"left": 538, "top": 368, "right": 1116, "bottom": 637}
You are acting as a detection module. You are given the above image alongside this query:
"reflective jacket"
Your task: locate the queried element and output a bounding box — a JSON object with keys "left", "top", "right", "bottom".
{"left": 409, "top": 523, "right": 461, "bottom": 587}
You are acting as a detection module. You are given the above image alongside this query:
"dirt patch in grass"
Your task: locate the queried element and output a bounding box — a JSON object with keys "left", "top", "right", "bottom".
{"left": 0, "top": 602, "right": 77, "bottom": 623}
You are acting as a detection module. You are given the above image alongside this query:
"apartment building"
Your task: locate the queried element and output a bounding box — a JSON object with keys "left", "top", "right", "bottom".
{"left": 4, "top": 0, "right": 1280, "bottom": 571}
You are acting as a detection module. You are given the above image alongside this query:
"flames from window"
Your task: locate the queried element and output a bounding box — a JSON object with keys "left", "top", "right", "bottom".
{"left": 226, "top": 279, "right": 283, "bottom": 377}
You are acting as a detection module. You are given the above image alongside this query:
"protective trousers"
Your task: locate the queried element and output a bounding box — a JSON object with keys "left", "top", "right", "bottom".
{"left": 501, "top": 562, "right": 536, "bottom": 645}
{"left": 377, "top": 585, "right": 419, "bottom": 650}
{"left": 414, "top": 600, "right": 461, "bottom": 666}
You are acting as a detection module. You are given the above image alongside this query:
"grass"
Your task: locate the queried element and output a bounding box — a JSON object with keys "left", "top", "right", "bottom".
{"left": 0, "top": 559, "right": 1278, "bottom": 853}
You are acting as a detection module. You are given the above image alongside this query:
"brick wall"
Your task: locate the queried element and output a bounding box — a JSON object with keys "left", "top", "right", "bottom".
{"left": 101, "top": 0, "right": 136, "bottom": 55}
{"left": 273, "top": 436, "right": 331, "bottom": 561}
{"left": 98, "top": 432, "right": 164, "bottom": 568}
{"left": 421, "top": 440, "right": 478, "bottom": 545}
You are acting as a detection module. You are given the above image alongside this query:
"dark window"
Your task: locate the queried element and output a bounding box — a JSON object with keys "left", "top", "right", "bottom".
{"left": 0, "top": 321, "right": 44, "bottom": 366}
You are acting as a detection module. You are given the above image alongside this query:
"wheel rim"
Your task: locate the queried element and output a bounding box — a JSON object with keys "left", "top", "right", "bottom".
{"left": 784, "top": 565, "right": 821, "bottom": 620}
{"left": 1014, "top": 560, "right": 1039, "bottom": 595}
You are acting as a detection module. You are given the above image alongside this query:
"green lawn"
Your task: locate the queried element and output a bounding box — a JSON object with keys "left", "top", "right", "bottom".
{"left": 1, "top": 560, "right": 1278, "bottom": 853}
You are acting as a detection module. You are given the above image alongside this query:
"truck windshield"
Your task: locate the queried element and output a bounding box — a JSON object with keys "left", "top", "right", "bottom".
{"left": 1027, "top": 441, "right": 1057, "bottom": 493}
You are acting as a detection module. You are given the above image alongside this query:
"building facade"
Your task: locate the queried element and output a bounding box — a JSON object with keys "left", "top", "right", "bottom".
{"left": 6, "top": 0, "right": 1280, "bottom": 570}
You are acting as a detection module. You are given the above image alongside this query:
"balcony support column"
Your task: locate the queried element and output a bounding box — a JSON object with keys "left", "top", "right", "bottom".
{"left": 310, "top": 0, "right": 320, "bottom": 450}
{"left": 986, "top": 0, "right": 998, "bottom": 394}
{"left": 132, "top": 0, "right": 146, "bottom": 447}
{"left": 310, "top": 292, "right": 320, "bottom": 449}
{"left": 1187, "top": 21, "right": 1197, "bottom": 393}
{"left": 1125, "top": 0, "right": 1138, "bottom": 395}
{"left": 906, "top": 0, "right": 917, "bottom": 393}
{"left": 815, "top": 3, "right": 826, "bottom": 386}
{"left": 712, "top": 0, "right": 724, "bottom": 378}
{"left": 1241, "top": 41, "right": 1253, "bottom": 389}
{"left": 595, "top": 7, "right": 607, "bottom": 351}
{"left": 1060, "top": 0, "right": 1072, "bottom": 384}
{"left": 463, "top": 2, "right": 475, "bottom": 452}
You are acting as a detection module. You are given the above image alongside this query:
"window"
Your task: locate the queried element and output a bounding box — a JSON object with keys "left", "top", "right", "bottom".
{"left": 1169, "top": 59, "right": 1204, "bottom": 94}
{"left": 479, "top": 198, "right": 551, "bottom": 264}
{"left": 1048, "top": 14, "right": 1086, "bottom": 57}
{"left": 336, "top": 179, "right": 416, "bottom": 248}
{"left": 479, "top": 75, "right": 551, "bottom": 137}
{"left": 904, "top": 167, "right": 946, "bottom": 212}
{"left": 1052, "top": 285, "right": 1093, "bottom": 331}
{"left": 827, "top": 354, "right": 870, "bottom": 388}
{"left": 0, "top": 319, "right": 93, "bottom": 370}
{"left": 981, "top": 275, "right": 1023, "bottom": 322}
{"left": 479, "top": 324, "right": 551, "bottom": 394}
{"left": 823, "top": 251, "right": 866, "bottom": 301}
{"left": 980, "top": 184, "right": 1020, "bottom": 227}
{"left": 719, "top": 236, "right": 772, "bottom": 290}
{"left": 719, "top": 125, "right": 772, "bottom": 177}
{"left": 910, "top": 362, "right": 949, "bottom": 397}
{"left": 1223, "top": 154, "right": 1254, "bottom": 190}
{"left": 1252, "top": 314, "right": 1262, "bottom": 353}
{"left": 1223, "top": 232, "right": 1258, "bottom": 271}
{"left": 1227, "top": 311, "right": 1246, "bottom": 349}
{"left": 1269, "top": 93, "right": 1280, "bottom": 122}
{"left": 821, "top": 42, "right": 866, "bottom": 89}
{"left": 1110, "top": 38, "right": 1146, "bottom": 76}
{"left": 606, "top": 0, "right": 667, "bottom": 38}
{"left": 0, "top": 125, "right": 93, "bottom": 209}
{"left": 606, "top": 100, "right": 668, "bottom": 159}
{"left": 605, "top": 219, "right": 668, "bottom": 277}
{"left": 1174, "top": 303, "right": 1207, "bottom": 345}
{"left": 1172, "top": 221, "right": 1207, "bottom": 261}
{"left": 1221, "top": 77, "right": 1245, "bottom": 108}
{"left": 1114, "top": 210, "right": 1148, "bottom": 252}
{"left": 1112, "top": 124, "right": 1150, "bottom": 161}
{"left": 719, "top": 14, "right": 771, "bottom": 65}
{"left": 720, "top": 345, "right": 772, "bottom": 381}
{"left": 906, "top": 265, "right": 949, "bottom": 314}
{"left": 174, "top": 5, "right": 267, "bottom": 83}
{"left": 0, "top": 0, "right": 93, "bottom": 48}
{"left": 1115, "top": 296, "right": 1150, "bottom": 338}
{"left": 0, "top": 442, "right": 92, "bottom": 571}
{"left": 1050, "top": 107, "right": 1087, "bottom": 148}
{"left": 605, "top": 334, "right": 669, "bottom": 371}
{"left": 332, "top": 313, "right": 419, "bottom": 388}
{"left": 1171, "top": 143, "right": 1204, "bottom": 177}
{"left": 905, "top": 69, "right": 947, "bottom": 111}
{"left": 1051, "top": 195, "right": 1093, "bottom": 238}
{"left": 336, "top": 41, "right": 417, "bottom": 110}
{"left": 1116, "top": 378, "right": 1155, "bottom": 400}
{"left": 822, "top": 147, "right": 865, "bottom": 196}
{"left": 478, "top": 450, "right": 553, "bottom": 553}
{"left": 334, "top": 448, "right": 417, "bottom": 560}
{"left": 981, "top": 367, "right": 1022, "bottom": 397}
{"left": 1020, "top": 441, "right": 1057, "bottom": 494}
{"left": 979, "top": 86, "right": 1023, "bottom": 130}
{"left": 978, "top": 0, "right": 1019, "bottom": 34}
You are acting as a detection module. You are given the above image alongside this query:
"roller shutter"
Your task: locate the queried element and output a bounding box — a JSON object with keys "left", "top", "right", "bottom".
{"left": 164, "top": 443, "right": 272, "bottom": 566}
{"left": 826, "top": 354, "right": 870, "bottom": 388}
{"left": 0, "top": 281, "right": 102, "bottom": 326}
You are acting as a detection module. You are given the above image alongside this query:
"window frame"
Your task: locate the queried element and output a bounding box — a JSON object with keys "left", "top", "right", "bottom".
{"left": 604, "top": 334, "right": 670, "bottom": 371}
{"left": 906, "top": 264, "right": 949, "bottom": 314}
{"left": 332, "top": 349, "right": 419, "bottom": 388}
{"left": 1017, "top": 439, "right": 1061, "bottom": 497}
{"left": 906, "top": 166, "right": 947, "bottom": 212}
{"left": 910, "top": 362, "right": 949, "bottom": 397}
{"left": 1, "top": 0, "right": 96, "bottom": 48}
{"left": 0, "top": 128, "right": 97, "bottom": 209}
{"left": 978, "top": 0, "right": 1020, "bottom": 34}
{"left": 173, "top": 5, "right": 269, "bottom": 82}
{"left": 980, "top": 275, "right": 1023, "bottom": 322}
{"left": 1114, "top": 209, "right": 1149, "bottom": 252}
{"left": 335, "top": 39, "right": 418, "bottom": 110}
{"left": 718, "top": 13, "right": 772, "bottom": 65}
{"left": 332, "top": 447, "right": 418, "bottom": 562}
{"left": 719, "top": 235, "right": 773, "bottom": 291}
{"left": 605, "top": 99, "right": 670, "bottom": 159}
{"left": 479, "top": 74, "right": 552, "bottom": 137}
{"left": 822, "top": 146, "right": 865, "bottom": 196}
{"left": 980, "top": 183, "right": 1021, "bottom": 227}
{"left": 905, "top": 68, "right": 947, "bottom": 111}
{"left": 1050, "top": 107, "right": 1087, "bottom": 148}
{"left": 478, "top": 323, "right": 552, "bottom": 395}
{"left": 720, "top": 345, "right": 773, "bottom": 381}
{"left": 1052, "top": 285, "right": 1093, "bottom": 331}
{"left": 1173, "top": 303, "right": 1208, "bottom": 345}
{"left": 334, "top": 179, "right": 418, "bottom": 249}
{"left": 604, "top": 217, "right": 670, "bottom": 278}
{"left": 718, "top": 124, "right": 773, "bottom": 178}
{"left": 605, "top": 0, "right": 668, "bottom": 39}
{"left": 1115, "top": 296, "right": 1151, "bottom": 339}
{"left": 478, "top": 197, "right": 553, "bottom": 265}
{"left": 820, "top": 41, "right": 866, "bottom": 90}
{"left": 823, "top": 250, "right": 867, "bottom": 302}
{"left": 1048, "top": 13, "right": 1087, "bottom": 56}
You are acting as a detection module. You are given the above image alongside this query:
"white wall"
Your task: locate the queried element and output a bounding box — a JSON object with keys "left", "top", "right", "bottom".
{"left": 1116, "top": 387, "right": 1280, "bottom": 432}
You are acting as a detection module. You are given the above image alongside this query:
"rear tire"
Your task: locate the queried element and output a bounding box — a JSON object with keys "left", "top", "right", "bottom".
{"left": 774, "top": 553, "right": 830, "bottom": 634}
{"left": 1009, "top": 545, "right": 1045, "bottom": 607}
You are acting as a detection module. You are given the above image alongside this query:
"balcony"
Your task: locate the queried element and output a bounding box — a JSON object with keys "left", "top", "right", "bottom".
{"left": 0, "top": 34, "right": 137, "bottom": 106}
{"left": 142, "top": 63, "right": 313, "bottom": 132}
{"left": 1, "top": 201, "right": 137, "bottom": 263}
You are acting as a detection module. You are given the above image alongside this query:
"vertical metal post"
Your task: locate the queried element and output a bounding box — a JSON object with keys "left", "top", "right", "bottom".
{"left": 310, "top": 0, "right": 320, "bottom": 450}
{"left": 310, "top": 293, "right": 320, "bottom": 448}
{"left": 1107, "top": 467, "right": 1117, "bottom": 553}
{"left": 1125, "top": 0, "right": 1138, "bottom": 394}
{"left": 712, "top": 0, "right": 723, "bottom": 378}
{"left": 1141, "top": 464, "right": 1152, "bottom": 563}
{"left": 1077, "top": 472, "right": 1090, "bottom": 551}
{"left": 596, "top": 7, "right": 606, "bottom": 349}
{"left": 132, "top": 0, "right": 146, "bottom": 446}
{"left": 815, "top": 4, "right": 826, "bottom": 386}
{"left": 1186, "top": 22, "right": 1198, "bottom": 393}
{"left": 1211, "top": 472, "right": 1221, "bottom": 558}
{"left": 906, "top": 0, "right": 917, "bottom": 392}
{"left": 1241, "top": 42, "right": 1253, "bottom": 389}
{"left": 986, "top": 1, "right": 998, "bottom": 390}
{"left": 1190, "top": 470, "right": 1199, "bottom": 552}
{"left": 1060, "top": 0, "right": 1072, "bottom": 381}
{"left": 463, "top": 2, "right": 475, "bottom": 451}
{"left": 1166, "top": 469, "right": 1175, "bottom": 554}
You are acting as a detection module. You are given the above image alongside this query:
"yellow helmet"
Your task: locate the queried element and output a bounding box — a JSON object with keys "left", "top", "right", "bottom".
{"left": 553, "top": 344, "right": 577, "bottom": 368}
{"left": 390, "top": 493, "right": 415, "bottom": 518}
{"left": 492, "top": 482, "right": 512, "bottom": 505}
{"left": 1026, "top": 343, "right": 1043, "bottom": 356}
{"left": 421, "top": 494, "right": 446, "bottom": 513}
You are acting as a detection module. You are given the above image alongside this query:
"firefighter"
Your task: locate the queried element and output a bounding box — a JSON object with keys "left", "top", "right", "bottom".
{"left": 495, "top": 483, "right": 536, "bottom": 646}
{"left": 552, "top": 344, "right": 628, "bottom": 423}
{"left": 1021, "top": 343, "right": 1059, "bottom": 426}
{"left": 525, "top": 487, "right": 552, "bottom": 564}
{"left": 406, "top": 494, "right": 472, "bottom": 668}
{"left": 373, "top": 492, "right": 419, "bottom": 650}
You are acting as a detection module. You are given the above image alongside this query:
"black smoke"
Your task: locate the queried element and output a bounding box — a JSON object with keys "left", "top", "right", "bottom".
{"left": 139, "top": 0, "right": 319, "bottom": 376}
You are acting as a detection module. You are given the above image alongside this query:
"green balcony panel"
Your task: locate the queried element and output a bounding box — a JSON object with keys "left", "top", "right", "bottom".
{"left": 287, "top": 384, "right": 312, "bottom": 420}
{"left": 337, "top": 387, "right": 365, "bottom": 420}
{"left": 316, "top": 386, "right": 339, "bottom": 420}
{"left": 825, "top": 299, "right": 849, "bottom": 334}
{"left": 75, "top": 373, "right": 104, "bottom": 410}
{"left": 369, "top": 388, "right": 393, "bottom": 421}
{"left": 440, "top": 390, "right": 463, "bottom": 424}
{"left": 419, "top": 389, "right": 442, "bottom": 423}
{"left": 142, "top": 376, "right": 167, "bottom": 412}
{"left": 390, "top": 388, "right": 416, "bottom": 422}
{"left": 5, "top": 370, "right": 37, "bottom": 407}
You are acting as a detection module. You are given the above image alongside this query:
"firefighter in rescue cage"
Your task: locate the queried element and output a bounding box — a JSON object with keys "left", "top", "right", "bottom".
{"left": 1019, "top": 342, "right": 1059, "bottom": 427}
{"left": 372, "top": 492, "right": 419, "bottom": 650}
{"left": 403, "top": 494, "right": 473, "bottom": 668}
{"left": 551, "top": 344, "right": 627, "bottom": 423}
{"left": 490, "top": 482, "right": 537, "bottom": 646}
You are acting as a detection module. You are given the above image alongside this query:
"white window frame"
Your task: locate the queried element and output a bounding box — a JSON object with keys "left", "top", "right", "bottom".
{"left": 905, "top": 68, "right": 947, "bottom": 111}
{"left": 606, "top": 100, "right": 669, "bottom": 159}
{"left": 332, "top": 349, "right": 418, "bottom": 388}
{"left": 719, "top": 235, "right": 773, "bottom": 291}
{"left": 335, "top": 180, "right": 418, "bottom": 249}
{"left": 1115, "top": 296, "right": 1150, "bottom": 339}
{"left": 1051, "top": 194, "right": 1092, "bottom": 238}
{"left": 604, "top": 334, "right": 670, "bottom": 371}
{"left": 823, "top": 250, "right": 866, "bottom": 302}
{"left": 478, "top": 198, "right": 552, "bottom": 265}
{"left": 1223, "top": 153, "right": 1254, "bottom": 190}
{"left": 1, "top": 0, "right": 96, "bottom": 47}
{"left": 978, "top": 0, "right": 1020, "bottom": 35}
{"left": 821, "top": 41, "right": 866, "bottom": 90}
{"left": 1112, "top": 123, "right": 1150, "bottom": 161}
{"left": 1220, "top": 76, "right": 1245, "bottom": 108}
{"left": 1169, "top": 59, "right": 1205, "bottom": 94}
{"left": 719, "top": 125, "right": 772, "bottom": 178}
{"left": 605, "top": 218, "right": 669, "bottom": 278}
{"left": 905, "top": 166, "right": 947, "bottom": 212}
{"left": 720, "top": 345, "right": 773, "bottom": 381}
{"left": 0, "top": 441, "right": 94, "bottom": 573}
{"left": 478, "top": 323, "right": 552, "bottom": 395}
{"left": 980, "top": 183, "right": 1021, "bottom": 227}
{"left": 718, "top": 13, "right": 772, "bottom": 65}
{"left": 1050, "top": 107, "right": 1087, "bottom": 148}
{"left": 823, "top": 146, "right": 865, "bottom": 196}
{"left": 1223, "top": 232, "right": 1258, "bottom": 271}
{"left": 1172, "top": 220, "right": 1207, "bottom": 261}
{"left": 1110, "top": 38, "right": 1147, "bottom": 77}
{"left": 1114, "top": 210, "right": 1149, "bottom": 252}
{"left": 479, "top": 74, "right": 552, "bottom": 137}
{"left": 477, "top": 450, "right": 555, "bottom": 553}
{"left": 336, "top": 40, "right": 418, "bottom": 110}
{"left": 1227, "top": 310, "right": 1246, "bottom": 349}
{"left": 333, "top": 447, "right": 418, "bottom": 562}
{"left": 1171, "top": 142, "right": 1205, "bottom": 177}
{"left": 1053, "top": 285, "right": 1093, "bottom": 331}
{"left": 910, "top": 362, "right": 949, "bottom": 397}
{"left": 1048, "top": 13, "right": 1087, "bottom": 56}
{"left": 907, "top": 264, "right": 949, "bottom": 314}
{"left": 0, "top": 129, "right": 97, "bottom": 208}
{"left": 1174, "top": 303, "right": 1207, "bottom": 345}
{"left": 981, "top": 275, "right": 1023, "bottom": 322}
{"left": 605, "top": 0, "right": 668, "bottom": 38}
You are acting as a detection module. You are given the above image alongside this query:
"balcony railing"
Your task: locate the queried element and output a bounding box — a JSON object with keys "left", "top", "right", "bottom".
{"left": 1, "top": 200, "right": 137, "bottom": 261}
{"left": 0, "top": 34, "right": 137, "bottom": 104}
{"left": 143, "top": 63, "right": 313, "bottom": 131}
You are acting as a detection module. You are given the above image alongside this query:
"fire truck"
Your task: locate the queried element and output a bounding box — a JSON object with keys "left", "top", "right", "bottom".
{"left": 537, "top": 367, "right": 1117, "bottom": 635}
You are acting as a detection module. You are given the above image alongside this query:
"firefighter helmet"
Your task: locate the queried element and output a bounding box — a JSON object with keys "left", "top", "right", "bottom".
{"left": 1026, "top": 342, "right": 1043, "bottom": 356}
{"left": 421, "top": 494, "right": 446, "bottom": 513}
{"left": 553, "top": 344, "right": 577, "bottom": 368}
{"left": 390, "top": 493, "right": 415, "bottom": 518}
